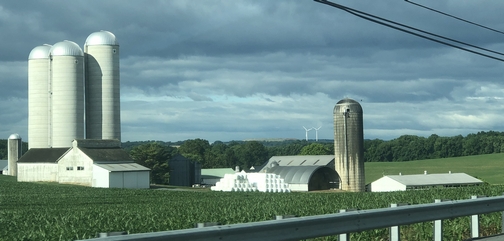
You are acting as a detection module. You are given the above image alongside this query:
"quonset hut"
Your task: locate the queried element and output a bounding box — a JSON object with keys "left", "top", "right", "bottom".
{"left": 334, "top": 98, "right": 365, "bottom": 192}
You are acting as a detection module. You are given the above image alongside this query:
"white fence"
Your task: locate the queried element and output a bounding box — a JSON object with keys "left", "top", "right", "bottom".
{"left": 78, "top": 195, "right": 504, "bottom": 241}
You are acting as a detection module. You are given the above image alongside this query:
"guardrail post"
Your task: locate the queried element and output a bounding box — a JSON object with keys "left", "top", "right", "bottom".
{"left": 433, "top": 199, "right": 450, "bottom": 241}
{"left": 195, "top": 222, "right": 219, "bottom": 228}
{"left": 276, "top": 215, "right": 297, "bottom": 220}
{"left": 338, "top": 209, "right": 356, "bottom": 241}
{"left": 390, "top": 203, "right": 408, "bottom": 241}
{"left": 471, "top": 195, "right": 486, "bottom": 238}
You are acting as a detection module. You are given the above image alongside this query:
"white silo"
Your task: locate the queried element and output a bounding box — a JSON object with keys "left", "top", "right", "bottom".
{"left": 49, "top": 40, "right": 85, "bottom": 148}
{"left": 8, "top": 133, "right": 22, "bottom": 176}
{"left": 84, "top": 30, "right": 121, "bottom": 141}
{"left": 28, "top": 44, "right": 52, "bottom": 149}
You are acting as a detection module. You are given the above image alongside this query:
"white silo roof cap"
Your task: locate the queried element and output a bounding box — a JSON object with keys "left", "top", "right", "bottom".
{"left": 50, "top": 40, "right": 84, "bottom": 56}
{"left": 8, "top": 133, "right": 21, "bottom": 140}
{"left": 28, "top": 44, "right": 52, "bottom": 59}
{"left": 85, "top": 30, "right": 118, "bottom": 46}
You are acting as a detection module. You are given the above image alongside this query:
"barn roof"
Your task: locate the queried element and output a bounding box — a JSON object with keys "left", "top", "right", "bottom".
{"left": 94, "top": 163, "right": 150, "bottom": 172}
{"left": 79, "top": 147, "right": 134, "bottom": 163}
{"left": 267, "top": 166, "right": 335, "bottom": 184}
{"left": 17, "top": 148, "right": 69, "bottom": 163}
{"left": 260, "top": 155, "right": 334, "bottom": 172}
{"left": 384, "top": 173, "right": 483, "bottom": 186}
{"left": 0, "top": 160, "right": 7, "bottom": 170}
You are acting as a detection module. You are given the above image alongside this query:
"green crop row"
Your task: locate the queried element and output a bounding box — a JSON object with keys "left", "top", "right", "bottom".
{"left": 1, "top": 175, "right": 504, "bottom": 241}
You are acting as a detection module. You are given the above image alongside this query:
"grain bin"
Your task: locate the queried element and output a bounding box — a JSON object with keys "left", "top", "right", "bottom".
{"left": 49, "top": 40, "right": 85, "bottom": 147}
{"left": 333, "top": 98, "right": 365, "bottom": 192}
{"left": 8, "top": 134, "right": 22, "bottom": 176}
{"left": 28, "top": 45, "right": 52, "bottom": 149}
{"left": 84, "top": 31, "right": 121, "bottom": 141}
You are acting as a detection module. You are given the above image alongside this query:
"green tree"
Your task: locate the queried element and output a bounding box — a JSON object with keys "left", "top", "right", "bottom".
{"left": 178, "top": 139, "right": 211, "bottom": 167}
{"left": 299, "top": 143, "right": 332, "bottom": 155}
{"left": 129, "top": 142, "right": 176, "bottom": 184}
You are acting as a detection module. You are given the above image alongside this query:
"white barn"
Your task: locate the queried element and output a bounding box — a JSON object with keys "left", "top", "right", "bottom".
{"left": 369, "top": 172, "right": 483, "bottom": 192}
{"left": 17, "top": 139, "right": 150, "bottom": 188}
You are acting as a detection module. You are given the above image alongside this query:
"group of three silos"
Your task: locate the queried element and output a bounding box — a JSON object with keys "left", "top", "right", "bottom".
{"left": 28, "top": 31, "right": 121, "bottom": 149}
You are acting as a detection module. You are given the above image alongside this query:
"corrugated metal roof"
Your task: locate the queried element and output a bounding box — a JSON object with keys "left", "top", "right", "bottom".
{"left": 386, "top": 173, "right": 483, "bottom": 186}
{"left": 17, "top": 148, "right": 70, "bottom": 163}
{"left": 94, "top": 163, "right": 150, "bottom": 172}
{"left": 262, "top": 155, "right": 334, "bottom": 171}
{"left": 201, "top": 168, "right": 235, "bottom": 178}
{"left": 268, "top": 166, "right": 325, "bottom": 184}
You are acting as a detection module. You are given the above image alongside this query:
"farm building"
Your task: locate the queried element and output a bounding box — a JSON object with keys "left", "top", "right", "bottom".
{"left": 1, "top": 160, "right": 7, "bottom": 174}
{"left": 169, "top": 154, "right": 201, "bottom": 187}
{"left": 369, "top": 172, "right": 484, "bottom": 192}
{"left": 17, "top": 139, "right": 150, "bottom": 188}
{"left": 259, "top": 155, "right": 339, "bottom": 191}
{"left": 201, "top": 168, "right": 235, "bottom": 185}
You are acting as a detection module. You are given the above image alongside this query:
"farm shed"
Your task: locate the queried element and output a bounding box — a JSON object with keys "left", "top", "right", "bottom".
{"left": 259, "top": 155, "right": 338, "bottom": 191}
{"left": 17, "top": 148, "right": 68, "bottom": 182}
{"left": 58, "top": 139, "right": 150, "bottom": 188}
{"left": 17, "top": 139, "right": 150, "bottom": 188}
{"left": 169, "top": 154, "right": 201, "bottom": 186}
{"left": 369, "top": 172, "right": 484, "bottom": 192}
{"left": 201, "top": 168, "right": 235, "bottom": 185}
{"left": 1, "top": 160, "right": 8, "bottom": 174}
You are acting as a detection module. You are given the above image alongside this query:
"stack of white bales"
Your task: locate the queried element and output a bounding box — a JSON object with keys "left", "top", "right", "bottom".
{"left": 211, "top": 171, "right": 290, "bottom": 192}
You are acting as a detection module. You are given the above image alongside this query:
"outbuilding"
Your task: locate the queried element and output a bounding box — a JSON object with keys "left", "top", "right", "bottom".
{"left": 259, "top": 155, "right": 339, "bottom": 191}
{"left": 201, "top": 168, "right": 235, "bottom": 186}
{"left": 17, "top": 139, "right": 150, "bottom": 188}
{"left": 369, "top": 172, "right": 483, "bottom": 192}
{"left": 1, "top": 160, "right": 8, "bottom": 175}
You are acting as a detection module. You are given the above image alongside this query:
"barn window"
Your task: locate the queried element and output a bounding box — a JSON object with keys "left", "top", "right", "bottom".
{"left": 66, "top": 167, "right": 73, "bottom": 171}
{"left": 77, "top": 166, "right": 85, "bottom": 171}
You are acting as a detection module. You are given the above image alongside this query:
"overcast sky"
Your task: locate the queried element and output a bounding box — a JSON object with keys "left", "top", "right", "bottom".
{"left": 2, "top": 0, "right": 504, "bottom": 143}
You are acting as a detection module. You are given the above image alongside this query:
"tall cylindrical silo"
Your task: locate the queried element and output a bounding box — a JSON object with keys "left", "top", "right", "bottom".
{"left": 84, "top": 30, "right": 121, "bottom": 141}
{"left": 28, "top": 44, "right": 52, "bottom": 149}
{"left": 333, "top": 98, "right": 365, "bottom": 192}
{"left": 49, "top": 40, "right": 85, "bottom": 148}
{"left": 8, "top": 133, "right": 22, "bottom": 176}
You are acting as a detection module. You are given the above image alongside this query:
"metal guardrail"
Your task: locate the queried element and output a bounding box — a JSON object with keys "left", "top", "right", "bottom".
{"left": 79, "top": 195, "right": 504, "bottom": 241}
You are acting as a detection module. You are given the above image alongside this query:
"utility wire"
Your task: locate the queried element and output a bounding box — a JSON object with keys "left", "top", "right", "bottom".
{"left": 314, "top": 0, "right": 504, "bottom": 62}
{"left": 405, "top": 0, "right": 504, "bottom": 35}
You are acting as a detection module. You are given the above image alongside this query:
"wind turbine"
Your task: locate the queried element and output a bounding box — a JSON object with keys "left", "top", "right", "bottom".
{"left": 302, "top": 126, "right": 312, "bottom": 141}
{"left": 312, "top": 126, "right": 321, "bottom": 141}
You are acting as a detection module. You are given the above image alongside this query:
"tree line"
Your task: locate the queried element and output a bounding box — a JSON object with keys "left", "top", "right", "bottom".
{"left": 2, "top": 131, "right": 504, "bottom": 184}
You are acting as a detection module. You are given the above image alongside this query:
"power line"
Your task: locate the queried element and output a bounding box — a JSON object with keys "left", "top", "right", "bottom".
{"left": 313, "top": 0, "right": 504, "bottom": 62}
{"left": 405, "top": 0, "right": 504, "bottom": 35}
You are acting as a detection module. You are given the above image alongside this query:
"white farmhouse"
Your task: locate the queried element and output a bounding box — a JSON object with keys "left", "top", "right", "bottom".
{"left": 369, "top": 172, "right": 483, "bottom": 192}
{"left": 17, "top": 139, "right": 150, "bottom": 188}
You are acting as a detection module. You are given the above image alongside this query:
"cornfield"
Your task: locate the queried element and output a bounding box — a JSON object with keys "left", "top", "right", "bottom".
{"left": 1, "top": 175, "right": 504, "bottom": 241}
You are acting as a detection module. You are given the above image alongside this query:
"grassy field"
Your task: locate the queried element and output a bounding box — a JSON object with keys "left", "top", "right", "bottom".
{"left": 365, "top": 153, "right": 504, "bottom": 184}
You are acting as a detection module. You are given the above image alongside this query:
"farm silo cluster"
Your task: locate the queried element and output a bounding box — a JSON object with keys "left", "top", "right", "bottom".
{"left": 8, "top": 31, "right": 150, "bottom": 188}
{"left": 28, "top": 31, "right": 120, "bottom": 148}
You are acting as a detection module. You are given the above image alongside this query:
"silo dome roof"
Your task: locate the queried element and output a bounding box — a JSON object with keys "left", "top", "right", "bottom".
{"left": 334, "top": 98, "right": 362, "bottom": 113}
{"left": 28, "top": 44, "right": 52, "bottom": 59}
{"left": 50, "top": 40, "right": 84, "bottom": 56}
{"left": 9, "top": 133, "right": 21, "bottom": 140}
{"left": 85, "top": 30, "right": 118, "bottom": 46}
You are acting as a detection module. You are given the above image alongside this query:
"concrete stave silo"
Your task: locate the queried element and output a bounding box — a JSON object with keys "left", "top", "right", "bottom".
{"left": 84, "top": 31, "right": 121, "bottom": 141}
{"left": 8, "top": 133, "right": 22, "bottom": 176}
{"left": 28, "top": 45, "right": 52, "bottom": 149}
{"left": 49, "top": 41, "right": 85, "bottom": 148}
{"left": 333, "top": 98, "right": 365, "bottom": 192}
